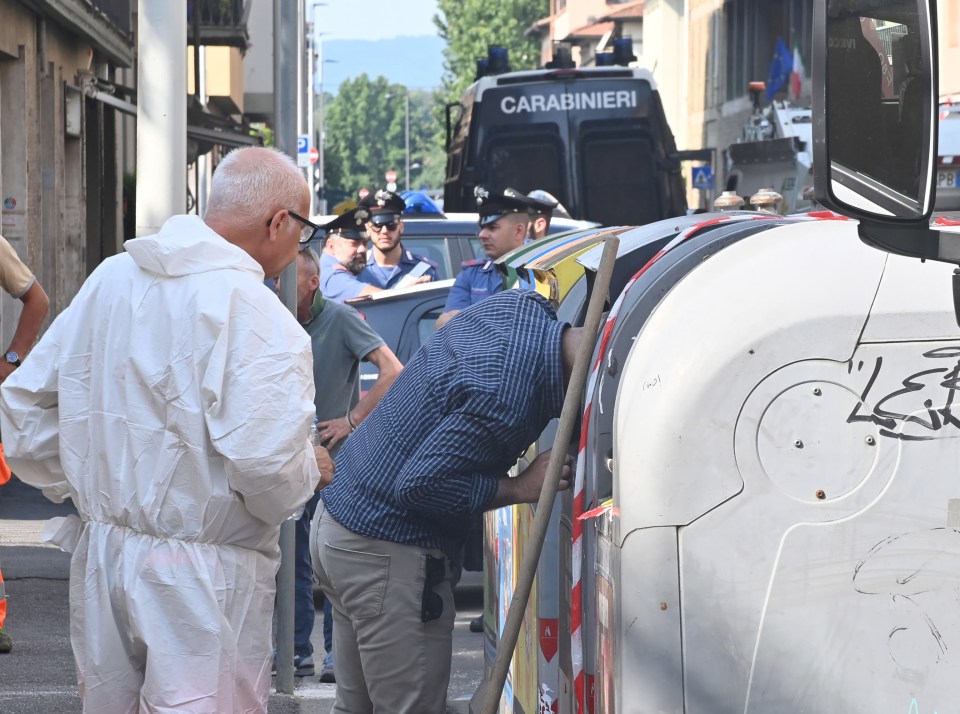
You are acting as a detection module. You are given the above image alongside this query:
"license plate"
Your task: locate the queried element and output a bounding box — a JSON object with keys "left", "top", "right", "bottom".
{"left": 938, "top": 169, "right": 957, "bottom": 188}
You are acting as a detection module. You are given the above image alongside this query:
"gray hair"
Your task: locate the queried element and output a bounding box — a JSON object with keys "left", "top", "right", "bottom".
{"left": 299, "top": 246, "right": 322, "bottom": 276}
{"left": 205, "top": 147, "right": 305, "bottom": 225}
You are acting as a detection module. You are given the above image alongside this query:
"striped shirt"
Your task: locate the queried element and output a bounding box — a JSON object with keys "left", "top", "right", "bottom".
{"left": 321, "top": 290, "right": 567, "bottom": 559}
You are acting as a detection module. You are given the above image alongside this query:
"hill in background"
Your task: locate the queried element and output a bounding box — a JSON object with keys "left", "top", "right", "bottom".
{"left": 321, "top": 35, "right": 444, "bottom": 95}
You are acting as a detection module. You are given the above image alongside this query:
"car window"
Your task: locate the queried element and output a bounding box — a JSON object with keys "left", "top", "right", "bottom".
{"left": 417, "top": 307, "right": 444, "bottom": 346}
{"left": 469, "top": 237, "right": 484, "bottom": 260}
{"left": 940, "top": 107, "right": 960, "bottom": 157}
{"left": 401, "top": 237, "right": 453, "bottom": 279}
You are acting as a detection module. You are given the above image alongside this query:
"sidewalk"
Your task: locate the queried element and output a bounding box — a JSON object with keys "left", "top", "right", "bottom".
{"left": 0, "top": 478, "right": 482, "bottom": 713}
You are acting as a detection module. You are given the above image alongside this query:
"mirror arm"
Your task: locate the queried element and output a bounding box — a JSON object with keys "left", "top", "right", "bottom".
{"left": 860, "top": 221, "right": 960, "bottom": 328}
{"left": 857, "top": 221, "right": 951, "bottom": 263}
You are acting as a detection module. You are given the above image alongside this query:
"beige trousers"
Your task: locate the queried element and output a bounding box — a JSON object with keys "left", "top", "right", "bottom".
{"left": 310, "top": 501, "right": 457, "bottom": 714}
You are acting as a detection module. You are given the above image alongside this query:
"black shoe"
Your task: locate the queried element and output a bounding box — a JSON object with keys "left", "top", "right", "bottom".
{"left": 469, "top": 615, "right": 483, "bottom": 633}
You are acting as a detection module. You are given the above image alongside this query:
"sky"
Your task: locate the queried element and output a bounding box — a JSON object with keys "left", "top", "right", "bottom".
{"left": 308, "top": 0, "right": 444, "bottom": 93}
{"left": 309, "top": 0, "right": 439, "bottom": 41}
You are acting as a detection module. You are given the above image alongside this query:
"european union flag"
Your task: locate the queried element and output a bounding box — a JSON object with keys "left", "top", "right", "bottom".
{"left": 766, "top": 37, "right": 794, "bottom": 101}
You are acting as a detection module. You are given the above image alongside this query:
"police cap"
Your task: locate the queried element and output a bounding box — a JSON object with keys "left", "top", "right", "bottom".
{"left": 322, "top": 206, "right": 369, "bottom": 240}
{"left": 475, "top": 185, "right": 532, "bottom": 227}
{"left": 526, "top": 190, "right": 564, "bottom": 217}
{"left": 359, "top": 189, "right": 406, "bottom": 225}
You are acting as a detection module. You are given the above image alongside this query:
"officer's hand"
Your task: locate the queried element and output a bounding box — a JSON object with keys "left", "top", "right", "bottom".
{"left": 314, "top": 444, "right": 335, "bottom": 490}
{"left": 413, "top": 275, "right": 432, "bottom": 285}
{"left": 0, "top": 362, "right": 14, "bottom": 384}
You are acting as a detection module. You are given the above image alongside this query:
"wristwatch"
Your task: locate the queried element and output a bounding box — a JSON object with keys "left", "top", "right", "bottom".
{"left": 4, "top": 351, "right": 21, "bottom": 367}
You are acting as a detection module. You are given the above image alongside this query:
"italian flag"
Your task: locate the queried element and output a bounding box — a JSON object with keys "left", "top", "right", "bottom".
{"left": 791, "top": 43, "right": 805, "bottom": 100}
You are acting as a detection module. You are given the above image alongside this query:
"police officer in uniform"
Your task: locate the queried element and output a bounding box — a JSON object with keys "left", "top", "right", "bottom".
{"left": 358, "top": 189, "right": 438, "bottom": 289}
{"left": 435, "top": 185, "right": 531, "bottom": 329}
{"left": 319, "top": 207, "right": 380, "bottom": 302}
{"left": 526, "top": 189, "right": 564, "bottom": 241}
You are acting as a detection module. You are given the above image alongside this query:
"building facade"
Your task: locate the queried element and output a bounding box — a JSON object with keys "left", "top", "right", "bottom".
{"left": 0, "top": 0, "right": 134, "bottom": 347}
{"left": 531, "top": 0, "right": 960, "bottom": 208}
{"left": 0, "top": 0, "right": 261, "bottom": 348}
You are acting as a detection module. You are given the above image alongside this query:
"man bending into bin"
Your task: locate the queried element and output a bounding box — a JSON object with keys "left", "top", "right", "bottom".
{"left": 311, "top": 289, "right": 584, "bottom": 713}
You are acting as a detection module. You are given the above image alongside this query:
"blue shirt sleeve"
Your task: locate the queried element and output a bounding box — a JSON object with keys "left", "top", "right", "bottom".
{"left": 443, "top": 270, "right": 474, "bottom": 312}
{"left": 321, "top": 268, "right": 366, "bottom": 302}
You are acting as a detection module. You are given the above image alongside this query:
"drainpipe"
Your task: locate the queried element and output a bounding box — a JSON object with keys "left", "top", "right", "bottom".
{"left": 135, "top": 0, "right": 187, "bottom": 235}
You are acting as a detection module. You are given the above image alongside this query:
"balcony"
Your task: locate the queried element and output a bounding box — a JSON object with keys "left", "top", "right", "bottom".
{"left": 31, "top": 0, "right": 134, "bottom": 66}
{"left": 188, "top": 0, "right": 252, "bottom": 52}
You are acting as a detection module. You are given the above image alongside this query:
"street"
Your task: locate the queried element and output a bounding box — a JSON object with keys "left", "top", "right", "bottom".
{"left": 0, "top": 477, "right": 484, "bottom": 713}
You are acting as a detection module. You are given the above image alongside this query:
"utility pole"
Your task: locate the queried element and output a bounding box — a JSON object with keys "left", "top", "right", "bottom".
{"left": 306, "top": 19, "right": 316, "bottom": 215}
{"left": 404, "top": 91, "right": 410, "bottom": 191}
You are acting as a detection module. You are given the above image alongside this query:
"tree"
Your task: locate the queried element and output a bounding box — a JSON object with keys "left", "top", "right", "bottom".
{"left": 323, "top": 74, "right": 400, "bottom": 197}
{"left": 434, "top": 0, "right": 547, "bottom": 105}
{"left": 322, "top": 77, "right": 448, "bottom": 199}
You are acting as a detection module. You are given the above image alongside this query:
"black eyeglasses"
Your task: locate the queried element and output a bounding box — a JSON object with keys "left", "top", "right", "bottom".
{"left": 266, "top": 210, "right": 321, "bottom": 244}
{"left": 370, "top": 221, "right": 399, "bottom": 232}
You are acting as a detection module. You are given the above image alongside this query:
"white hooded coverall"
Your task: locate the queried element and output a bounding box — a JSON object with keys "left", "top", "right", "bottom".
{"left": 0, "top": 215, "right": 321, "bottom": 713}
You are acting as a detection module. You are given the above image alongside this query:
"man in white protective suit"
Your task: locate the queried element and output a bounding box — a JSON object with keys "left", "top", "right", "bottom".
{"left": 0, "top": 146, "right": 331, "bottom": 713}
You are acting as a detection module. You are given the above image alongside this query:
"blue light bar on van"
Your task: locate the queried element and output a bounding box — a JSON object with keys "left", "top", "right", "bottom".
{"left": 595, "top": 52, "right": 616, "bottom": 67}
{"left": 612, "top": 38, "right": 637, "bottom": 66}
{"left": 487, "top": 46, "right": 511, "bottom": 75}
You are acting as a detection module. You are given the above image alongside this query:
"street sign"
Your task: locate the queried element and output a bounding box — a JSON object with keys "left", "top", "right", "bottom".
{"left": 309, "top": 147, "right": 319, "bottom": 165}
{"left": 692, "top": 165, "right": 714, "bottom": 191}
{"left": 385, "top": 169, "right": 397, "bottom": 183}
{"left": 297, "top": 134, "right": 310, "bottom": 168}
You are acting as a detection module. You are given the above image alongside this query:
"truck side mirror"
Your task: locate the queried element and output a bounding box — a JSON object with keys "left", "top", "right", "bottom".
{"left": 812, "top": 0, "right": 946, "bottom": 260}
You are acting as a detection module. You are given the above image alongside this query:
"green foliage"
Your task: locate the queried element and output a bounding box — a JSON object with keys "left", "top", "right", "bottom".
{"left": 321, "top": 77, "right": 447, "bottom": 199}
{"left": 433, "top": 0, "right": 547, "bottom": 105}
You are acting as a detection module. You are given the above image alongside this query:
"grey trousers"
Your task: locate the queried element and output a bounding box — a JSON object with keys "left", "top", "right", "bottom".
{"left": 310, "top": 501, "right": 456, "bottom": 714}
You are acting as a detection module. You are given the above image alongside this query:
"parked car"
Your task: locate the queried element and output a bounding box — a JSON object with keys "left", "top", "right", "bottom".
{"left": 348, "top": 280, "right": 454, "bottom": 395}
{"left": 936, "top": 102, "right": 960, "bottom": 212}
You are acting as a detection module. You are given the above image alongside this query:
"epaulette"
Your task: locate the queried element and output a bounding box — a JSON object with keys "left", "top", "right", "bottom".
{"left": 412, "top": 252, "right": 439, "bottom": 269}
{"left": 460, "top": 258, "right": 486, "bottom": 268}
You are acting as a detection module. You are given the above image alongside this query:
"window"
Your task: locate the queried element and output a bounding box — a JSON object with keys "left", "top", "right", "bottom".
{"left": 724, "top": 0, "right": 812, "bottom": 102}
{"left": 399, "top": 237, "right": 453, "bottom": 280}
{"left": 484, "top": 135, "right": 567, "bottom": 206}
{"left": 581, "top": 130, "right": 661, "bottom": 226}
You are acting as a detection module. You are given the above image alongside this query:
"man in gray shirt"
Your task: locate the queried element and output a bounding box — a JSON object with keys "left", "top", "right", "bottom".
{"left": 288, "top": 246, "right": 402, "bottom": 681}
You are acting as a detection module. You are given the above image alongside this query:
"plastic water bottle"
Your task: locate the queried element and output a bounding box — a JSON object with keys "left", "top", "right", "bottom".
{"left": 290, "top": 417, "right": 321, "bottom": 521}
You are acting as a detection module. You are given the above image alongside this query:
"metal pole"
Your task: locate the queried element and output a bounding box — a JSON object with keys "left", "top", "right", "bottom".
{"left": 274, "top": 0, "right": 300, "bottom": 695}
{"left": 404, "top": 92, "right": 410, "bottom": 190}
{"left": 306, "top": 18, "right": 316, "bottom": 215}
{"left": 480, "top": 236, "right": 621, "bottom": 714}
{"left": 318, "top": 39, "right": 327, "bottom": 215}
{"left": 135, "top": 0, "right": 186, "bottom": 235}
